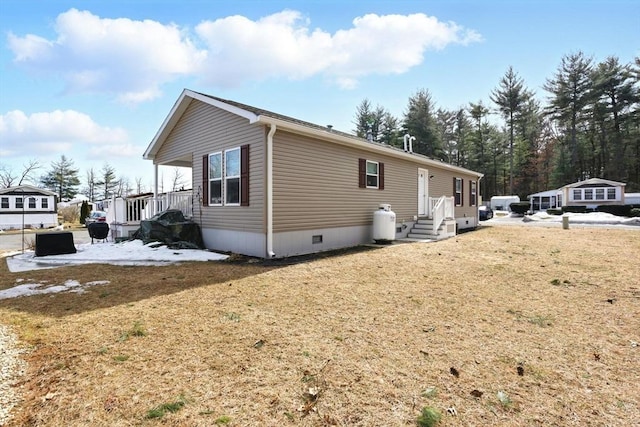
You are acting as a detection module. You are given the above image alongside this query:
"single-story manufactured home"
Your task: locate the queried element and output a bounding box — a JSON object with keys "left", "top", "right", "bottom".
{"left": 528, "top": 178, "right": 628, "bottom": 212}
{"left": 0, "top": 185, "right": 59, "bottom": 230}
{"left": 143, "top": 89, "right": 483, "bottom": 258}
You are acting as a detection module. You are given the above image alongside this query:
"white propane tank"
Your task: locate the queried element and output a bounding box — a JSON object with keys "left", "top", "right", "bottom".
{"left": 373, "top": 204, "right": 396, "bottom": 243}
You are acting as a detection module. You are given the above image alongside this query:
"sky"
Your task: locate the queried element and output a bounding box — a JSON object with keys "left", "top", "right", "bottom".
{"left": 0, "top": 0, "right": 638, "bottom": 195}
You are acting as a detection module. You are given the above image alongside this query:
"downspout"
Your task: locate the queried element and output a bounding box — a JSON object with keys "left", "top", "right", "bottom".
{"left": 266, "top": 124, "right": 277, "bottom": 258}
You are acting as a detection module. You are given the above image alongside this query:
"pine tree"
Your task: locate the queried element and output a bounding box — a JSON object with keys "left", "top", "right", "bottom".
{"left": 40, "top": 155, "right": 80, "bottom": 201}
{"left": 403, "top": 89, "right": 442, "bottom": 158}
{"left": 491, "top": 67, "right": 529, "bottom": 194}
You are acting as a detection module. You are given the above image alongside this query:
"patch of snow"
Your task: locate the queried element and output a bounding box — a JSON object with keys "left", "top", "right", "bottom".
{"left": 0, "top": 279, "right": 110, "bottom": 300}
{"left": 4, "top": 239, "right": 228, "bottom": 272}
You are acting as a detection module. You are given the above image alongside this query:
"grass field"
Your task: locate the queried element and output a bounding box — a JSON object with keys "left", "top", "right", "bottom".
{"left": 1, "top": 225, "right": 639, "bottom": 426}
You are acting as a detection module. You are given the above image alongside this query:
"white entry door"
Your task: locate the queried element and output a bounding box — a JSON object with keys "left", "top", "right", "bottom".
{"left": 418, "top": 168, "right": 429, "bottom": 217}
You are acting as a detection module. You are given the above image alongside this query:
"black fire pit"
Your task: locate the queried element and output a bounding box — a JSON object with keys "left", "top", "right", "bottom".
{"left": 87, "top": 222, "right": 110, "bottom": 243}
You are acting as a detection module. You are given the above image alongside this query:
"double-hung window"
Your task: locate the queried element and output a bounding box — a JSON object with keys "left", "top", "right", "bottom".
{"left": 16, "top": 197, "right": 23, "bottom": 209}
{"left": 42, "top": 198, "right": 49, "bottom": 209}
{"left": 366, "top": 161, "right": 379, "bottom": 188}
{"left": 204, "top": 145, "right": 249, "bottom": 207}
{"left": 225, "top": 148, "right": 241, "bottom": 205}
{"left": 358, "top": 159, "right": 384, "bottom": 190}
{"left": 469, "top": 180, "right": 477, "bottom": 206}
{"left": 1, "top": 197, "right": 8, "bottom": 209}
{"left": 29, "top": 198, "right": 36, "bottom": 209}
{"left": 208, "top": 152, "right": 223, "bottom": 205}
{"left": 607, "top": 188, "right": 616, "bottom": 200}
{"left": 454, "top": 178, "right": 463, "bottom": 206}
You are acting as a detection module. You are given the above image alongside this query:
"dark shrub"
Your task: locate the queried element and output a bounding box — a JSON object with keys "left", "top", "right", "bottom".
{"left": 630, "top": 208, "right": 640, "bottom": 218}
{"left": 596, "top": 205, "right": 632, "bottom": 217}
{"left": 562, "top": 205, "right": 587, "bottom": 213}
{"left": 510, "top": 202, "right": 530, "bottom": 215}
{"left": 546, "top": 208, "right": 563, "bottom": 215}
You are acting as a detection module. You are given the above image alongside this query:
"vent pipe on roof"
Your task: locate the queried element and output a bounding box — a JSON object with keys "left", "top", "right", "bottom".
{"left": 403, "top": 134, "right": 415, "bottom": 153}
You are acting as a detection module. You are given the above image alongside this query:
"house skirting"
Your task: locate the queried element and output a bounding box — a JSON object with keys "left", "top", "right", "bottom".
{"left": 202, "top": 224, "right": 399, "bottom": 259}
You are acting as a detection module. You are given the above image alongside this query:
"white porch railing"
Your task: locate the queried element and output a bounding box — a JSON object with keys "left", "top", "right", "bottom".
{"left": 428, "top": 196, "right": 455, "bottom": 232}
{"left": 107, "top": 191, "right": 194, "bottom": 225}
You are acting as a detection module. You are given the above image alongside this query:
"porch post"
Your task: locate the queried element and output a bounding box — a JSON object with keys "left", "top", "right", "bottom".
{"left": 153, "top": 164, "right": 159, "bottom": 215}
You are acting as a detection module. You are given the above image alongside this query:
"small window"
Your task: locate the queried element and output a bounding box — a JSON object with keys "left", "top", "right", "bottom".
{"left": 607, "top": 188, "right": 616, "bottom": 200}
{"left": 42, "top": 198, "right": 49, "bottom": 209}
{"left": 470, "top": 180, "right": 477, "bottom": 206}
{"left": 29, "top": 198, "right": 36, "bottom": 208}
{"left": 0, "top": 197, "right": 8, "bottom": 209}
{"left": 572, "top": 189, "right": 582, "bottom": 201}
{"left": 454, "top": 178, "right": 463, "bottom": 206}
{"left": 595, "top": 188, "right": 605, "bottom": 200}
{"left": 366, "top": 161, "right": 379, "bottom": 188}
{"left": 225, "top": 148, "right": 240, "bottom": 205}
{"left": 209, "top": 152, "right": 222, "bottom": 205}
{"left": 16, "top": 197, "right": 23, "bottom": 209}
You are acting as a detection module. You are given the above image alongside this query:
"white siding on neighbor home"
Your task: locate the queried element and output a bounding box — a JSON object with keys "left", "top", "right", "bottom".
{"left": 157, "top": 99, "right": 267, "bottom": 234}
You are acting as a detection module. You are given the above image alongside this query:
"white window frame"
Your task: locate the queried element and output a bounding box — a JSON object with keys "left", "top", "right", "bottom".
{"left": 208, "top": 152, "right": 223, "bottom": 206}
{"left": 366, "top": 160, "right": 379, "bottom": 189}
{"left": 455, "top": 178, "right": 463, "bottom": 206}
{"left": 572, "top": 189, "right": 582, "bottom": 201}
{"left": 607, "top": 188, "right": 616, "bottom": 200}
{"left": 0, "top": 197, "right": 8, "bottom": 209}
{"left": 224, "top": 147, "right": 241, "bottom": 206}
{"left": 16, "top": 197, "right": 23, "bottom": 209}
{"left": 41, "top": 198, "right": 49, "bottom": 209}
{"left": 470, "top": 180, "right": 477, "bottom": 206}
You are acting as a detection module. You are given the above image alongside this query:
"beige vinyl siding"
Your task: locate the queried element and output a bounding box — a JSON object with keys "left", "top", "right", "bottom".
{"left": 428, "top": 169, "right": 479, "bottom": 218}
{"left": 272, "top": 132, "right": 419, "bottom": 232}
{"left": 159, "top": 99, "right": 266, "bottom": 232}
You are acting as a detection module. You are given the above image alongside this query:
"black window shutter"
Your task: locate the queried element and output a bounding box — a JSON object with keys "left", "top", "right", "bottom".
{"left": 202, "top": 154, "right": 208, "bottom": 206}
{"left": 241, "top": 144, "right": 250, "bottom": 206}
{"left": 461, "top": 178, "right": 464, "bottom": 206}
{"left": 453, "top": 177, "right": 456, "bottom": 200}
{"left": 358, "top": 158, "right": 366, "bottom": 188}
{"left": 379, "top": 162, "right": 384, "bottom": 190}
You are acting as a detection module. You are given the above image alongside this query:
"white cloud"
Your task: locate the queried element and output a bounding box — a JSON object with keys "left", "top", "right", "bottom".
{"left": 8, "top": 8, "right": 206, "bottom": 102}
{"left": 0, "top": 109, "right": 129, "bottom": 157}
{"left": 7, "top": 9, "right": 481, "bottom": 98}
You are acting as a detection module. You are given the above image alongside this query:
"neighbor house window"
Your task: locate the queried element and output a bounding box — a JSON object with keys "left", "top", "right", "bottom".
{"left": 595, "top": 188, "right": 605, "bottom": 200}
{"left": 572, "top": 189, "right": 582, "bottom": 201}
{"left": 203, "top": 145, "right": 250, "bottom": 207}
{"left": 16, "top": 197, "right": 23, "bottom": 209}
{"left": 584, "top": 188, "right": 593, "bottom": 200}
{"left": 208, "top": 152, "right": 223, "bottom": 205}
{"left": 42, "top": 198, "right": 49, "bottom": 209}
{"left": 469, "top": 180, "right": 477, "bottom": 206}
{"left": 225, "top": 148, "right": 240, "bottom": 205}
{"left": 607, "top": 188, "right": 616, "bottom": 200}
{"left": 358, "top": 159, "right": 385, "bottom": 190}
{"left": 454, "top": 177, "right": 463, "bottom": 206}
{"left": 28, "top": 198, "right": 36, "bottom": 208}
{"left": 1, "top": 197, "right": 8, "bottom": 209}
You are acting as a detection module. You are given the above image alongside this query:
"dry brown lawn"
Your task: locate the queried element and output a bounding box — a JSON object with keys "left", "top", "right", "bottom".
{"left": 1, "top": 225, "right": 639, "bottom": 426}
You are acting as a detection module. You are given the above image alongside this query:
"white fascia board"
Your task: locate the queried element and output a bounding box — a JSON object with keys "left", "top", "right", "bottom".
{"left": 254, "top": 115, "right": 483, "bottom": 179}
{"left": 143, "top": 89, "right": 259, "bottom": 161}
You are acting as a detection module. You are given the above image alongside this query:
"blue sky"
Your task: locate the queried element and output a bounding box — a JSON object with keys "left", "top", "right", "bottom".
{"left": 1, "top": 0, "right": 638, "bottom": 194}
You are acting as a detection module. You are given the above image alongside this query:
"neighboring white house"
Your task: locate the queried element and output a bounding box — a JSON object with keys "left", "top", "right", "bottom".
{"left": 561, "top": 178, "right": 626, "bottom": 209}
{"left": 0, "top": 185, "right": 59, "bottom": 230}
{"left": 625, "top": 193, "right": 640, "bottom": 205}
{"left": 528, "top": 189, "right": 562, "bottom": 213}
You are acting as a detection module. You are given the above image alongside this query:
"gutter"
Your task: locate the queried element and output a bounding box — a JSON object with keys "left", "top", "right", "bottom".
{"left": 266, "top": 124, "right": 277, "bottom": 258}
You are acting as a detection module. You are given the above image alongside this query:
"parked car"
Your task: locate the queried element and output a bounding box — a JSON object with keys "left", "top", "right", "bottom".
{"left": 479, "top": 205, "right": 494, "bottom": 221}
{"left": 85, "top": 210, "right": 107, "bottom": 225}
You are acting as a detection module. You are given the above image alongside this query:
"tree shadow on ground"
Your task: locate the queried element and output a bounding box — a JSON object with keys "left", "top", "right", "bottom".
{"left": 0, "top": 245, "right": 378, "bottom": 318}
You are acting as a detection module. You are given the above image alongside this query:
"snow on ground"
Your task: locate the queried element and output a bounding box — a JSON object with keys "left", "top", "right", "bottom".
{"left": 1, "top": 240, "right": 229, "bottom": 299}
{"left": 490, "top": 211, "right": 640, "bottom": 226}
{"left": 4, "top": 239, "right": 228, "bottom": 273}
{"left": 0, "top": 279, "right": 110, "bottom": 300}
